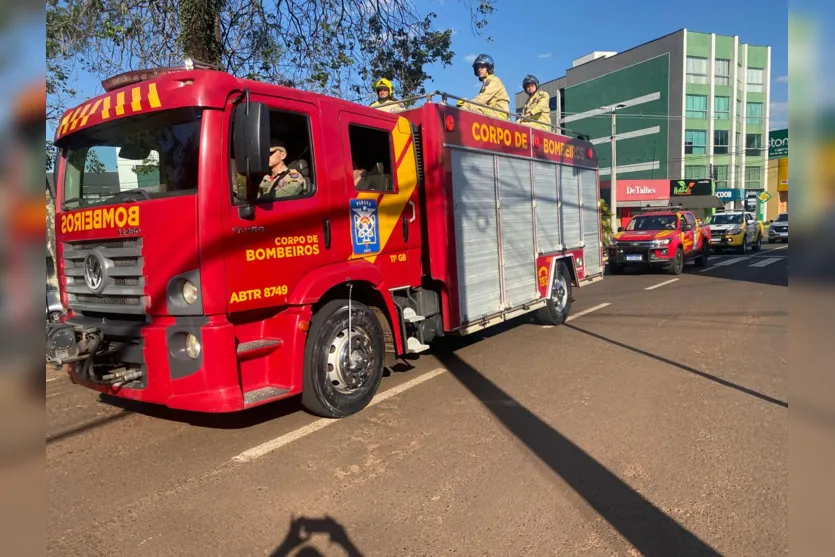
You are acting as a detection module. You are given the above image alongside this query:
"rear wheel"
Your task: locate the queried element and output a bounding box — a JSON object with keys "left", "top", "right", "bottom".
{"left": 695, "top": 241, "right": 710, "bottom": 267}
{"left": 668, "top": 248, "right": 684, "bottom": 275}
{"left": 302, "top": 299, "right": 386, "bottom": 418}
{"left": 538, "top": 261, "right": 573, "bottom": 326}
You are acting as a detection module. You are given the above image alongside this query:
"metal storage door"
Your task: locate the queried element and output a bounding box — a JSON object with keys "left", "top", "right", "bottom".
{"left": 498, "top": 158, "right": 537, "bottom": 308}
{"left": 579, "top": 168, "right": 602, "bottom": 276}
{"left": 450, "top": 149, "right": 502, "bottom": 322}
{"left": 560, "top": 165, "right": 582, "bottom": 249}
{"left": 534, "top": 162, "right": 561, "bottom": 254}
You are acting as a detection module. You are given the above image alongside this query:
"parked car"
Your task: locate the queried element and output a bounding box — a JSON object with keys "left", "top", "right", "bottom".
{"left": 768, "top": 212, "right": 789, "bottom": 243}
{"left": 704, "top": 211, "right": 762, "bottom": 253}
{"left": 46, "top": 284, "right": 64, "bottom": 323}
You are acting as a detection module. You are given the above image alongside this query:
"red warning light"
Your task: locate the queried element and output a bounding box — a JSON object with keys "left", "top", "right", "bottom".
{"left": 587, "top": 148, "right": 594, "bottom": 159}
{"left": 444, "top": 114, "right": 455, "bottom": 132}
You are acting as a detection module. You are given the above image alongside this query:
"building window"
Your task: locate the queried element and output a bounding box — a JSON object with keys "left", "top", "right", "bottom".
{"left": 685, "top": 130, "right": 707, "bottom": 155}
{"left": 714, "top": 130, "right": 729, "bottom": 155}
{"left": 745, "top": 165, "right": 762, "bottom": 188}
{"left": 747, "top": 68, "right": 764, "bottom": 93}
{"left": 715, "top": 96, "right": 730, "bottom": 120}
{"left": 714, "top": 165, "right": 729, "bottom": 188}
{"left": 686, "top": 95, "right": 707, "bottom": 119}
{"left": 715, "top": 59, "right": 731, "bottom": 86}
{"left": 548, "top": 97, "right": 557, "bottom": 110}
{"left": 746, "top": 134, "right": 763, "bottom": 157}
{"left": 348, "top": 124, "right": 396, "bottom": 192}
{"left": 746, "top": 102, "right": 763, "bottom": 125}
{"left": 685, "top": 165, "right": 707, "bottom": 179}
{"left": 686, "top": 56, "right": 709, "bottom": 84}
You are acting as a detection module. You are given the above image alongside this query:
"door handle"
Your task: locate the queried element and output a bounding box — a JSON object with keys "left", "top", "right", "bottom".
{"left": 408, "top": 200, "right": 416, "bottom": 223}
{"left": 323, "top": 219, "right": 331, "bottom": 249}
{"left": 402, "top": 216, "right": 409, "bottom": 242}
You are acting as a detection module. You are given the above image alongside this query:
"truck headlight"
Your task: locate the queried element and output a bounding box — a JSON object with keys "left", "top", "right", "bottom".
{"left": 182, "top": 281, "right": 198, "bottom": 305}
{"left": 186, "top": 334, "right": 202, "bottom": 359}
{"left": 652, "top": 238, "right": 672, "bottom": 247}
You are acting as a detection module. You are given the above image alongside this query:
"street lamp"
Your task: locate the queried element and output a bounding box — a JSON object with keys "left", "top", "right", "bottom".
{"left": 602, "top": 103, "right": 627, "bottom": 232}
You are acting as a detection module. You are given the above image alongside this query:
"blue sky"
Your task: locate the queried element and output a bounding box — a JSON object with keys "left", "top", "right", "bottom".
{"left": 43, "top": 0, "right": 800, "bottom": 141}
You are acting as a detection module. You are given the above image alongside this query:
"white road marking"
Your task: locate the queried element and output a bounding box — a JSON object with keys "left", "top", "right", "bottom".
{"left": 46, "top": 377, "right": 62, "bottom": 383}
{"left": 645, "top": 278, "right": 679, "bottom": 290}
{"left": 232, "top": 368, "right": 447, "bottom": 463}
{"left": 700, "top": 256, "right": 753, "bottom": 272}
{"left": 750, "top": 257, "right": 783, "bottom": 268}
{"left": 542, "top": 302, "right": 612, "bottom": 329}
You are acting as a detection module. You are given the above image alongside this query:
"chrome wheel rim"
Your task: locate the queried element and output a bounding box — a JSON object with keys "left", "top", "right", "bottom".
{"left": 551, "top": 272, "right": 568, "bottom": 312}
{"left": 327, "top": 326, "right": 375, "bottom": 393}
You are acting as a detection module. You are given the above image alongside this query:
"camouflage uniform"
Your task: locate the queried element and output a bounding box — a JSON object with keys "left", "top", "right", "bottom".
{"left": 459, "top": 74, "right": 510, "bottom": 120}
{"left": 520, "top": 89, "right": 552, "bottom": 131}
{"left": 259, "top": 168, "right": 307, "bottom": 198}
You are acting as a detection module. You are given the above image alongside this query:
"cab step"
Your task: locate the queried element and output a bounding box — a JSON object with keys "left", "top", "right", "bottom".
{"left": 243, "top": 386, "right": 291, "bottom": 408}
{"left": 236, "top": 339, "right": 282, "bottom": 361}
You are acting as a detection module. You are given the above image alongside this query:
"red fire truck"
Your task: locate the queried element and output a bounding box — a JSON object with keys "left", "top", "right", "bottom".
{"left": 46, "top": 64, "right": 604, "bottom": 418}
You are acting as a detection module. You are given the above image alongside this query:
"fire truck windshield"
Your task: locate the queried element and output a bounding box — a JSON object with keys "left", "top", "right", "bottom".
{"left": 60, "top": 108, "right": 203, "bottom": 210}
{"left": 626, "top": 215, "right": 678, "bottom": 231}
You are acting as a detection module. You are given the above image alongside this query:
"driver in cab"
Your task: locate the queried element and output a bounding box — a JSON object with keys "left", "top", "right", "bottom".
{"left": 259, "top": 140, "right": 307, "bottom": 198}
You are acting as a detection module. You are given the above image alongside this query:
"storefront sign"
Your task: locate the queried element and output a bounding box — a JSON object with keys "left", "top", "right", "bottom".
{"left": 714, "top": 188, "right": 745, "bottom": 201}
{"left": 600, "top": 179, "right": 669, "bottom": 202}
{"left": 769, "top": 129, "right": 788, "bottom": 159}
{"left": 670, "top": 179, "right": 713, "bottom": 197}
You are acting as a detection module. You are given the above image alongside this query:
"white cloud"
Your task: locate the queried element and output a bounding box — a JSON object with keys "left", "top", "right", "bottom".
{"left": 770, "top": 100, "right": 788, "bottom": 119}
{"left": 536, "top": 53, "right": 552, "bottom": 59}
{"left": 464, "top": 54, "right": 477, "bottom": 63}
{"left": 774, "top": 74, "right": 789, "bottom": 84}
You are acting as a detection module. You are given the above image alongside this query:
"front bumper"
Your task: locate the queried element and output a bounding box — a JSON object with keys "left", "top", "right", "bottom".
{"left": 45, "top": 315, "right": 244, "bottom": 412}
{"left": 607, "top": 244, "right": 676, "bottom": 266}
{"left": 710, "top": 231, "right": 744, "bottom": 247}
{"left": 769, "top": 228, "right": 789, "bottom": 241}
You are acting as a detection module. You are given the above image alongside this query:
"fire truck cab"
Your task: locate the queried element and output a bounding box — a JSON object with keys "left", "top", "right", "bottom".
{"left": 46, "top": 64, "right": 604, "bottom": 418}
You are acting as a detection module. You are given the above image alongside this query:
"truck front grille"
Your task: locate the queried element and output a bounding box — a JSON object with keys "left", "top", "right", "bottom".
{"left": 62, "top": 238, "right": 147, "bottom": 315}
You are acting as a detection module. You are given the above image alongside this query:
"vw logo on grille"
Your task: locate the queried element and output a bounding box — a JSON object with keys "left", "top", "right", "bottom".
{"left": 84, "top": 253, "right": 104, "bottom": 292}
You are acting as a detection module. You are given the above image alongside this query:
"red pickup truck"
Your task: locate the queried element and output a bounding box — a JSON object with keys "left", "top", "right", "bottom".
{"left": 607, "top": 209, "right": 711, "bottom": 275}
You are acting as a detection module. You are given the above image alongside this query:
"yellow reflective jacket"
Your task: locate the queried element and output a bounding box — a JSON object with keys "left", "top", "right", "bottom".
{"left": 520, "top": 89, "right": 552, "bottom": 131}
{"left": 460, "top": 74, "right": 510, "bottom": 120}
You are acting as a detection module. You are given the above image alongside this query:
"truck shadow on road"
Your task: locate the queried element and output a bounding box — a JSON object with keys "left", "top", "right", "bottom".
{"left": 271, "top": 515, "right": 363, "bottom": 557}
{"left": 432, "top": 346, "right": 723, "bottom": 557}
{"left": 565, "top": 325, "right": 788, "bottom": 409}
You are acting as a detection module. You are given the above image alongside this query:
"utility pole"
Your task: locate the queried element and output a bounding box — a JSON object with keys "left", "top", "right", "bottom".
{"left": 605, "top": 103, "right": 626, "bottom": 232}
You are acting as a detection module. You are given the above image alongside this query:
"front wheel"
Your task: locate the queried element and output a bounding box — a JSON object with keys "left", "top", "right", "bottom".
{"left": 538, "top": 260, "right": 573, "bottom": 326}
{"left": 302, "top": 299, "right": 386, "bottom": 418}
{"left": 753, "top": 233, "right": 762, "bottom": 252}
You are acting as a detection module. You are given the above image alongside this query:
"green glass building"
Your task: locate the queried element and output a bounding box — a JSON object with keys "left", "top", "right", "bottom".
{"left": 514, "top": 29, "right": 771, "bottom": 210}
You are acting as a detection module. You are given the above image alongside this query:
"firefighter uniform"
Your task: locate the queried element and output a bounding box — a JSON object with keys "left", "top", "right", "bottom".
{"left": 370, "top": 78, "right": 405, "bottom": 113}
{"left": 458, "top": 54, "right": 510, "bottom": 120}
{"left": 259, "top": 168, "right": 307, "bottom": 198}
{"left": 519, "top": 75, "right": 551, "bottom": 131}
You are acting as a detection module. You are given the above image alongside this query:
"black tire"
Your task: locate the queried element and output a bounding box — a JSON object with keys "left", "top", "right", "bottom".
{"left": 301, "top": 299, "right": 386, "bottom": 418}
{"left": 668, "top": 248, "right": 684, "bottom": 275}
{"left": 753, "top": 233, "right": 762, "bottom": 252}
{"left": 538, "top": 260, "right": 573, "bottom": 326}
{"left": 695, "top": 241, "right": 710, "bottom": 267}
{"left": 739, "top": 235, "right": 748, "bottom": 254}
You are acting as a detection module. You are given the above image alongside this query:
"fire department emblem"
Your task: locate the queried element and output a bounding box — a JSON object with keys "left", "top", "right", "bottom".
{"left": 350, "top": 198, "right": 381, "bottom": 255}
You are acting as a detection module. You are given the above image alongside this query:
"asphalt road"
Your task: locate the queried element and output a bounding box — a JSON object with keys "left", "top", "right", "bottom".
{"left": 46, "top": 244, "right": 788, "bottom": 556}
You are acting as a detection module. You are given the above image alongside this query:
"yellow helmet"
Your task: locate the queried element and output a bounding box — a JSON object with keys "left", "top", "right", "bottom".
{"left": 374, "top": 78, "right": 393, "bottom": 94}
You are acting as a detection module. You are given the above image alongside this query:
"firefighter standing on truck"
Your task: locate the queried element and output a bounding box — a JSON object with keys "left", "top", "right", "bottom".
{"left": 457, "top": 54, "right": 510, "bottom": 120}
{"left": 369, "top": 78, "right": 405, "bottom": 113}
{"left": 519, "top": 75, "right": 552, "bottom": 131}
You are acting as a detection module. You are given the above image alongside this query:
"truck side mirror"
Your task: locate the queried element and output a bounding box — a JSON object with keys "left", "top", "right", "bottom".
{"left": 233, "top": 101, "right": 270, "bottom": 211}
{"left": 617, "top": 226, "right": 624, "bottom": 233}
